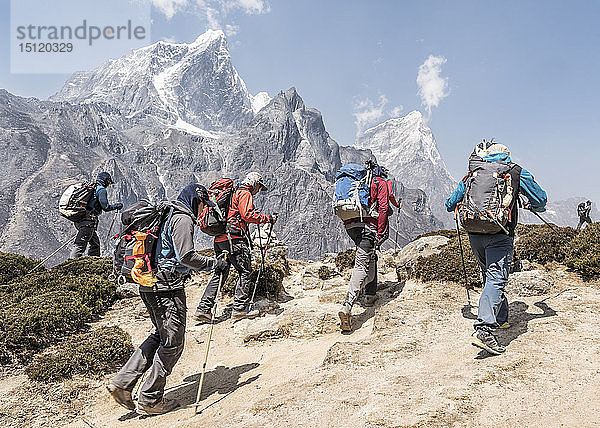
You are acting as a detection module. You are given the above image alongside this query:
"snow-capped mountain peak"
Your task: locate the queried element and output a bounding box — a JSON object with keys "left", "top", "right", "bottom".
{"left": 355, "top": 110, "right": 456, "bottom": 226}
{"left": 51, "top": 30, "right": 255, "bottom": 134}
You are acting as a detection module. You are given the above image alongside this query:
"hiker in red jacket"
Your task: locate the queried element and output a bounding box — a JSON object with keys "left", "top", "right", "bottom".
{"left": 195, "top": 172, "right": 276, "bottom": 321}
{"left": 381, "top": 167, "right": 402, "bottom": 211}
{"left": 338, "top": 162, "right": 390, "bottom": 331}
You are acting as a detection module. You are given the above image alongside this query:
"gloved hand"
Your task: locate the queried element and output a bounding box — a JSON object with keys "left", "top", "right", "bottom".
{"left": 269, "top": 213, "right": 278, "bottom": 224}
{"left": 113, "top": 203, "right": 124, "bottom": 211}
{"left": 214, "top": 256, "right": 228, "bottom": 272}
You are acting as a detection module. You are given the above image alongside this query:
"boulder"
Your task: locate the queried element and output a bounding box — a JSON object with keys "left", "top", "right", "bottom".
{"left": 506, "top": 270, "right": 554, "bottom": 296}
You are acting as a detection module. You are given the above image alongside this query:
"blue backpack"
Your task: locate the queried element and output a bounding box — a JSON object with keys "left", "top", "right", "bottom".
{"left": 332, "top": 163, "right": 372, "bottom": 221}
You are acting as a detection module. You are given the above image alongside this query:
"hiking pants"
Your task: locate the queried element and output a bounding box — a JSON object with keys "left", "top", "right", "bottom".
{"left": 577, "top": 216, "right": 592, "bottom": 230}
{"left": 468, "top": 233, "right": 513, "bottom": 332}
{"left": 197, "top": 238, "right": 253, "bottom": 313}
{"left": 111, "top": 289, "right": 186, "bottom": 406}
{"left": 345, "top": 224, "right": 377, "bottom": 306}
{"left": 70, "top": 218, "right": 100, "bottom": 258}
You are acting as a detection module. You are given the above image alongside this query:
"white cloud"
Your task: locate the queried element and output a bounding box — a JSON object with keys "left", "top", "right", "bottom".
{"left": 152, "top": 0, "right": 189, "bottom": 20}
{"left": 353, "top": 95, "right": 388, "bottom": 136}
{"left": 416, "top": 55, "right": 449, "bottom": 118}
{"left": 390, "top": 105, "right": 404, "bottom": 117}
{"left": 225, "top": 24, "right": 240, "bottom": 37}
{"left": 235, "top": 0, "right": 270, "bottom": 14}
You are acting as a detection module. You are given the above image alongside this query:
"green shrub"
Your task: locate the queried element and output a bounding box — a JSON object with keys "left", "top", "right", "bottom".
{"left": 220, "top": 260, "right": 286, "bottom": 297}
{"left": 0, "top": 256, "right": 115, "bottom": 364}
{"left": 413, "top": 236, "right": 481, "bottom": 287}
{"left": 0, "top": 252, "right": 41, "bottom": 284}
{"left": 564, "top": 223, "right": 600, "bottom": 279}
{"left": 318, "top": 265, "right": 333, "bottom": 280}
{"left": 335, "top": 249, "right": 356, "bottom": 272}
{"left": 25, "top": 326, "right": 133, "bottom": 382}
{"left": 514, "top": 224, "right": 576, "bottom": 264}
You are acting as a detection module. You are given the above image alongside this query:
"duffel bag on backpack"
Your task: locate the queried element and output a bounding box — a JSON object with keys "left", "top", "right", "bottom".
{"left": 332, "top": 163, "right": 372, "bottom": 221}
{"left": 58, "top": 182, "right": 97, "bottom": 221}
{"left": 457, "top": 155, "right": 521, "bottom": 234}
{"left": 113, "top": 199, "right": 172, "bottom": 287}
{"left": 198, "top": 178, "right": 234, "bottom": 236}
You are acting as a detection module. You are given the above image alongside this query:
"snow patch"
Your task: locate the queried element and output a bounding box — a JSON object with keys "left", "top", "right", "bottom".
{"left": 251, "top": 92, "right": 271, "bottom": 113}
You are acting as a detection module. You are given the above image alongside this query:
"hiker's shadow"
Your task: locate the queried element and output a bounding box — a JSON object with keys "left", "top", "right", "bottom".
{"left": 462, "top": 301, "right": 557, "bottom": 359}
{"left": 349, "top": 280, "right": 406, "bottom": 333}
{"left": 166, "top": 362, "right": 260, "bottom": 407}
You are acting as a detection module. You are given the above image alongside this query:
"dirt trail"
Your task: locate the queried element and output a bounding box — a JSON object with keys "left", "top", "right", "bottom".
{"left": 1, "top": 256, "right": 599, "bottom": 427}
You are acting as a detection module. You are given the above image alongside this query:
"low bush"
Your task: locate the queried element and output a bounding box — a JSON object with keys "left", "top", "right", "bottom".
{"left": 0, "top": 252, "right": 41, "bottom": 284}
{"left": 413, "top": 236, "right": 481, "bottom": 287}
{"left": 564, "top": 223, "right": 600, "bottom": 279}
{"left": 0, "top": 256, "right": 115, "bottom": 364}
{"left": 221, "top": 260, "right": 286, "bottom": 297}
{"left": 335, "top": 249, "right": 356, "bottom": 272}
{"left": 514, "top": 224, "right": 576, "bottom": 264}
{"left": 25, "top": 326, "right": 133, "bottom": 382}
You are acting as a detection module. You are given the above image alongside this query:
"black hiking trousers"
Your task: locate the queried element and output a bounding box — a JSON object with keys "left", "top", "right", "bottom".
{"left": 111, "top": 289, "right": 186, "bottom": 406}
{"left": 197, "top": 238, "right": 253, "bottom": 314}
{"left": 70, "top": 217, "right": 100, "bottom": 258}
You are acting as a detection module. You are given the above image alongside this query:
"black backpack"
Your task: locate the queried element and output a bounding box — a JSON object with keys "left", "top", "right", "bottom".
{"left": 58, "top": 182, "right": 97, "bottom": 221}
{"left": 457, "top": 156, "right": 521, "bottom": 234}
{"left": 113, "top": 200, "right": 172, "bottom": 287}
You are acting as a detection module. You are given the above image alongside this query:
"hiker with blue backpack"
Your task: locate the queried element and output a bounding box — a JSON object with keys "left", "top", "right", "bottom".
{"left": 333, "top": 160, "right": 391, "bottom": 332}
{"left": 446, "top": 141, "right": 547, "bottom": 355}
{"left": 108, "top": 183, "right": 227, "bottom": 416}
{"left": 62, "top": 171, "right": 123, "bottom": 259}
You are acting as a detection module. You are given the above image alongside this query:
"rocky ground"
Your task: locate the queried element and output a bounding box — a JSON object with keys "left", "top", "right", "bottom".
{"left": 0, "top": 240, "right": 599, "bottom": 427}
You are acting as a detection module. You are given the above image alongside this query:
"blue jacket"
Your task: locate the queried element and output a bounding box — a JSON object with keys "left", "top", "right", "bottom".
{"left": 87, "top": 183, "right": 119, "bottom": 216}
{"left": 445, "top": 153, "right": 547, "bottom": 213}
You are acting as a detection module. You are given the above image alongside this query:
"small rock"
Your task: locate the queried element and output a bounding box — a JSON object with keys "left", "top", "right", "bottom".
{"left": 116, "top": 283, "right": 139, "bottom": 298}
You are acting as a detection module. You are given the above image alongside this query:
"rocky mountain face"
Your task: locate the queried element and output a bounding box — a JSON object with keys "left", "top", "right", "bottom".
{"left": 0, "top": 32, "right": 442, "bottom": 262}
{"left": 355, "top": 111, "right": 456, "bottom": 227}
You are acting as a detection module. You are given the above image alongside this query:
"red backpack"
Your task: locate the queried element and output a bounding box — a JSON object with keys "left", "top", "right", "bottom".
{"left": 198, "top": 178, "right": 234, "bottom": 236}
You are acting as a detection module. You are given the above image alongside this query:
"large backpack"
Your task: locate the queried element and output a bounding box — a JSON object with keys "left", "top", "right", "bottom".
{"left": 58, "top": 182, "right": 97, "bottom": 222}
{"left": 457, "top": 156, "right": 520, "bottom": 234}
{"left": 577, "top": 203, "right": 586, "bottom": 216}
{"left": 332, "top": 164, "right": 372, "bottom": 221}
{"left": 198, "top": 178, "right": 234, "bottom": 236}
{"left": 113, "top": 200, "right": 172, "bottom": 287}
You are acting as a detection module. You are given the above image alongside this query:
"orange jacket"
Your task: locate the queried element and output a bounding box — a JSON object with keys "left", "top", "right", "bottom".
{"left": 214, "top": 184, "right": 270, "bottom": 242}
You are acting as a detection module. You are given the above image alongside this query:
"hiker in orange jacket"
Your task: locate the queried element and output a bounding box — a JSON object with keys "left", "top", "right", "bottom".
{"left": 195, "top": 172, "right": 277, "bottom": 321}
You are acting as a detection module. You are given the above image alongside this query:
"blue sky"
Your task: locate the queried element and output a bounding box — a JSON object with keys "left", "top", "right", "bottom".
{"left": 1, "top": 0, "right": 599, "bottom": 205}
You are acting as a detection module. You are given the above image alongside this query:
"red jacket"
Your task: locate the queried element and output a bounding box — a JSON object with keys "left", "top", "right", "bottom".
{"left": 343, "top": 176, "right": 390, "bottom": 237}
{"left": 215, "top": 184, "right": 270, "bottom": 242}
{"left": 386, "top": 179, "right": 401, "bottom": 209}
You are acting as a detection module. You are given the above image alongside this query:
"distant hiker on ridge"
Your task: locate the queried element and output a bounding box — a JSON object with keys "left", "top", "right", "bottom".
{"left": 67, "top": 172, "right": 123, "bottom": 259}
{"left": 577, "top": 200, "right": 593, "bottom": 230}
{"left": 446, "top": 140, "right": 547, "bottom": 355}
{"left": 194, "top": 172, "right": 277, "bottom": 322}
{"left": 108, "top": 183, "right": 227, "bottom": 416}
{"left": 333, "top": 159, "right": 391, "bottom": 332}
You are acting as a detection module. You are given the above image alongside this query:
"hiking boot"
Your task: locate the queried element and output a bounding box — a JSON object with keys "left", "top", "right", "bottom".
{"left": 498, "top": 321, "right": 510, "bottom": 329}
{"left": 137, "top": 398, "right": 179, "bottom": 416}
{"left": 232, "top": 308, "right": 260, "bottom": 321}
{"left": 338, "top": 303, "right": 352, "bottom": 332}
{"left": 194, "top": 310, "right": 212, "bottom": 324}
{"left": 362, "top": 294, "right": 378, "bottom": 307}
{"left": 471, "top": 330, "right": 505, "bottom": 355}
{"left": 107, "top": 383, "right": 135, "bottom": 411}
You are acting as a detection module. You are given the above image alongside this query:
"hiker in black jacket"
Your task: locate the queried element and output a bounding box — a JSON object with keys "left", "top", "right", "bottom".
{"left": 108, "top": 183, "right": 227, "bottom": 416}
{"left": 577, "top": 200, "right": 592, "bottom": 230}
{"left": 69, "top": 172, "right": 122, "bottom": 258}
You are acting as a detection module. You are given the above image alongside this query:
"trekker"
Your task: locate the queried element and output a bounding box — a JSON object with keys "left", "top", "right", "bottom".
{"left": 576, "top": 200, "right": 592, "bottom": 230}
{"left": 381, "top": 167, "right": 402, "bottom": 210}
{"left": 194, "top": 172, "right": 276, "bottom": 322}
{"left": 446, "top": 141, "right": 547, "bottom": 355}
{"left": 69, "top": 172, "right": 122, "bottom": 258}
{"left": 108, "top": 183, "right": 227, "bottom": 416}
{"left": 338, "top": 161, "right": 390, "bottom": 331}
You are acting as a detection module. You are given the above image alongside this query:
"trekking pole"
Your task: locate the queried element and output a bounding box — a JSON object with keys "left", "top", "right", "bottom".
{"left": 394, "top": 211, "right": 400, "bottom": 251}
{"left": 249, "top": 216, "right": 276, "bottom": 310}
{"left": 195, "top": 250, "right": 229, "bottom": 415}
{"left": 103, "top": 210, "right": 119, "bottom": 254}
{"left": 27, "top": 233, "right": 77, "bottom": 275}
{"left": 455, "top": 217, "right": 472, "bottom": 307}
{"left": 519, "top": 197, "right": 562, "bottom": 236}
